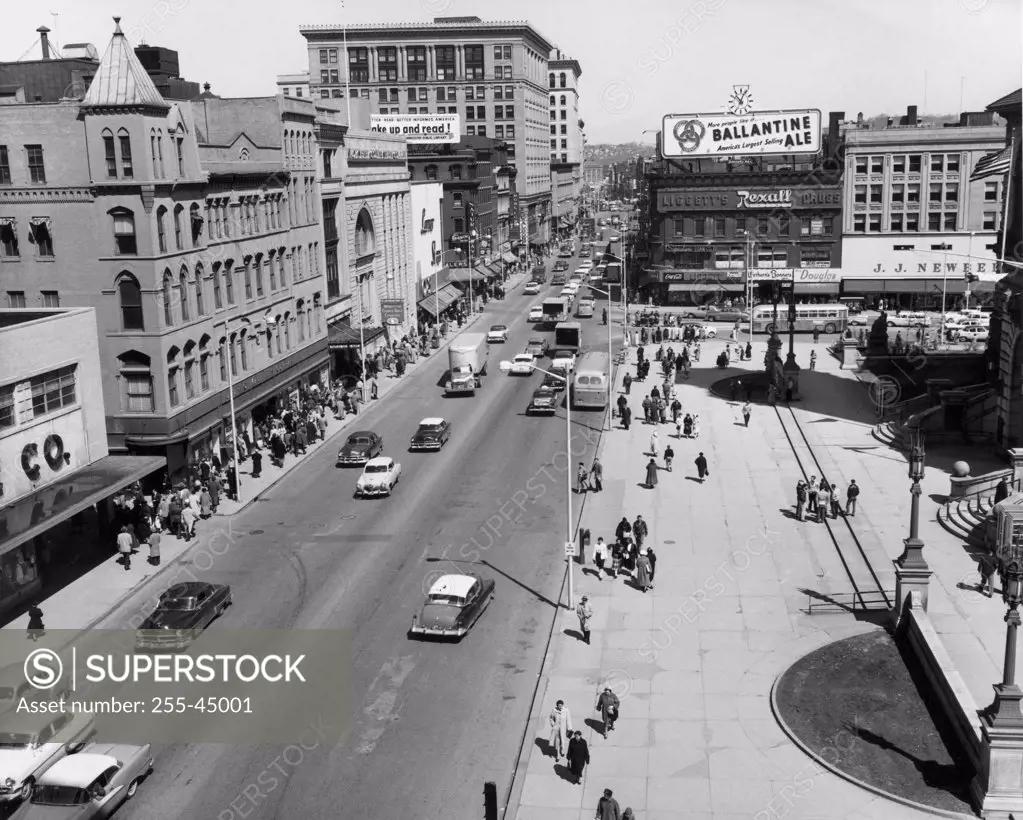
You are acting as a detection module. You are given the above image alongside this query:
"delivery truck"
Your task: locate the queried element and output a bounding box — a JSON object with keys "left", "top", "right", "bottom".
{"left": 541, "top": 296, "right": 571, "bottom": 326}
{"left": 446, "top": 333, "right": 489, "bottom": 395}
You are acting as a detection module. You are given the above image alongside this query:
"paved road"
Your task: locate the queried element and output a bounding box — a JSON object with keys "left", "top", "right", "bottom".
{"left": 103, "top": 260, "right": 616, "bottom": 820}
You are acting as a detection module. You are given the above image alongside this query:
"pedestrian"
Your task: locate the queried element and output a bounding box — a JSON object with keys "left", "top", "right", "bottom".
{"left": 371, "top": 378, "right": 379, "bottom": 400}
{"left": 117, "top": 525, "right": 133, "bottom": 571}
{"left": 250, "top": 449, "right": 263, "bottom": 479}
{"left": 817, "top": 480, "right": 832, "bottom": 522}
{"left": 147, "top": 529, "right": 162, "bottom": 566}
{"left": 742, "top": 401, "right": 752, "bottom": 427}
{"left": 590, "top": 458, "right": 603, "bottom": 492}
{"left": 683, "top": 414, "right": 693, "bottom": 438}
{"left": 577, "top": 462, "right": 590, "bottom": 494}
{"left": 642, "top": 395, "right": 652, "bottom": 422}
{"left": 567, "top": 730, "right": 590, "bottom": 784}
{"left": 576, "top": 595, "right": 593, "bottom": 644}
{"left": 695, "top": 452, "right": 709, "bottom": 482}
{"left": 636, "top": 549, "right": 652, "bottom": 592}
{"left": 813, "top": 327, "right": 821, "bottom": 344}
{"left": 846, "top": 480, "right": 860, "bottom": 516}
{"left": 295, "top": 424, "right": 308, "bottom": 455}
{"left": 616, "top": 394, "right": 628, "bottom": 419}
{"left": 596, "top": 688, "right": 620, "bottom": 737}
{"left": 593, "top": 537, "right": 609, "bottom": 579}
{"left": 785, "top": 378, "right": 794, "bottom": 403}
{"left": 995, "top": 476, "right": 1010, "bottom": 504}
{"left": 664, "top": 444, "right": 674, "bottom": 472}
{"left": 671, "top": 398, "right": 682, "bottom": 424}
{"left": 548, "top": 700, "right": 573, "bottom": 760}
{"left": 979, "top": 551, "right": 997, "bottom": 597}
{"left": 26, "top": 604, "right": 45, "bottom": 642}
{"left": 208, "top": 475, "right": 220, "bottom": 513}
{"left": 808, "top": 475, "right": 819, "bottom": 517}
{"left": 796, "top": 480, "right": 807, "bottom": 521}
{"left": 645, "top": 457, "right": 659, "bottom": 489}
{"left": 623, "top": 372, "right": 632, "bottom": 395}
{"left": 657, "top": 396, "right": 667, "bottom": 424}
{"left": 745, "top": 341, "right": 752, "bottom": 360}
{"left": 694, "top": 342, "right": 701, "bottom": 362}
{"left": 622, "top": 405, "right": 632, "bottom": 430}
{"left": 181, "top": 501, "right": 196, "bottom": 539}
{"left": 809, "top": 350, "right": 817, "bottom": 371}
{"left": 646, "top": 545, "right": 657, "bottom": 587}
{"left": 633, "top": 515, "right": 648, "bottom": 548}
{"left": 649, "top": 430, "right": 659, "bottom": 456}
{"left": 615, "top": 516, "right": 632, "bottom": 545}
{"left": 596, "top": 787, "right": 621, "bottom": 820}
{"left": 200, "top": 485, "right": 213, "bottom": 519}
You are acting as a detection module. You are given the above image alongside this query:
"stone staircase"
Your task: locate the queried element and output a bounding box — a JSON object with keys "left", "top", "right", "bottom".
{"left": 936, "top": 492, "right": 996, "bottom": 548}
{"left": 871, "top": 420, "right": 907, "bottom": 451}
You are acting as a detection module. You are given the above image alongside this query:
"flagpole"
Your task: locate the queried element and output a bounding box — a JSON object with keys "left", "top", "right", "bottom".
{"left": 999, "top": 132, "right": 1016, "bottom": 271}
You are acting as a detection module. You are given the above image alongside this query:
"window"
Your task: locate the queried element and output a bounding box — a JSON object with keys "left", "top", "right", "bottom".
{"left": 184, "top": 347, "right": 195, "bottom": 400}
{"left": 870, "top": 156, "right": 883, "bottom": 174}
{"left": 119, "top": 352, "right": 154, "bottom": 413}
{"left": 854, "top": 157, "right": 868, "bottom": 174}
{"left": 477, "top": 126, "right": 486, "bottom": 137}
{"left": 931, "top": 154, "right": 944, "bottom": 173}
{"left": 26, "top": 145, "right": 45, "bottom": 183}
{"left": 476, "top": 86, "right": 485, "bottom": 99}
{"left": 224, "top": 260, "right": 235, "bottom": 304}
{"left": 319, "top": 49, "right": 329, "bottom": 63}
{"left": 560, "top": 110, "right": 566, "bottom": 120}
{"left": 436, "top": 47, "right": 455, "bottom": 80}
{"left": 853, "top": 214, "right": 866, "bottom": 233}
{"left": 947, "top": 154, "right": 960, "bottom": 173}
{"left": 906, "top": 213, "right": 919, "bottom": 232}
{"left": 984, "top": 211, "right": 998, "bottom": 231}
{"left": 503, "top": 45, "right": 512, "bottom": 60}
{"left": 194, "top": 265, "right": 205, "bottom": 315}
{"left": 693, "top": 218, "right": 706, "bottom": 238}
{"left": 505, "top": 125, "right": 514, "bottom": 138}
{"left": 495, "top": 66, "right": 505, "bottom": 80}
{"left": 190, "top": 203, "right": 202, "bottom": 245}
{"left": 892, "top": 155, "right": 906, "bottom": 174}
{"left": 944, "top": 213, "right": 957, "bottom": 232}
{"left": 908, "top": 155, "right": 921, "bottom": 173}
{"left": 494, "top": 105, "right": 502, "bottom": 120}
{"left": 328, "top": 48, "right": 338, "bottom": 63}
{"left": 0, "top": 146, "right": 9, "bottom": 184}
{"left": 453, "top": 192, "right": 463, "bottom": 208}
{"left": 853, "top": 184, "right": 866, "bottom": 204}
{"left": 426, "top": 165, "right": 437, "bottom": 180}
{"left": 199, "top": 343, "right": 210, "bottom": 391}
{"left": 349, "top": 48, "right": 369, "bottom": 82}
{"left": 868, "top": 214, "right": 881, "bottom": 233}
{"left": 549, "top": 73, "right": 556, "bottom": 88}
{"left": 451, "top": 165, "right": 462, "bottom": 180}
{"left": 945, "top": 183, "right": 958, "bottom": 202}
{"left": 561, "top": 139, "right": 567, "bottom": 149}
{"left": 31, "top": 365, "right": 76, "bottom": 417}
{"left": 229, "top": 334, "right": 237, "bottom": 376}
{"left": 112, "top": 211, "right": 137, "bottom": 255}
{"left": 560, "top": 73, "right": 566, "bottom": 88}
{"left": 255, "top": 255, "right": 264, "bottom": 297}
{"left": 504, "top": 104, "right": 514, "bottom": 119}
{"left": 869, "top": 184, "right": 882, "bottom": 204}
{"left": 176, "top": 138, "right": 185, "bottom": 176}
{"left": 494, "top": 125, "right": 504, "bottom": 139}
{"left": 29, "top": 219, "right": 53, "bottom": 256}
{"left": 890, "top": 213, "right": 903, "bottom": 232}
{"left": 179, "top": 269, "right": 190, "bottom": 322}
{"left": 7, "top": 290, "right": 25, "bottom": 308}
{"left": 173, "top": 204, "right": 183, "bottom": 249}
{"left": 494, "top": 45, "right": 503, "bottom": 60}
{"left": 985, "top": 181, "right": 999, "bottom": 201}
{"left": 104, "top": 131, "right": 117, "bottom": 177}
{"left": 243, "top": 258, "right": 252, "bottom": 299}
{"left": 239, "top": 331, "right": 248, "bottom": 370}
{"left": 167, "top": 357, "right": 180, "bottom": 408}
{"left": 355, "top": 210, "right": 375, "bottom": 256}
{"left": 929, "top": 183, "right": 942, "bottom": 202}
{"left": 712, "top": 217, "right": 726, "bottom": 238}
{"left": 378, "top": 47, "right": 398, "bottom": 81}
{"left": 408, "top": 87, "right": 417, "bottom": 102}
{"left": 907, "top": 184, "right": 920, "bottom": 203}
{"left": 453, "top": 217, "right": 464, "bottom": 233}
{"left": 464, "top": 45, "right": 484, "bottom": 79}
{"left": 778, "top": 217, "right": 790, "bottom": 237}
{"left": 928, "top": 213, "right": 941, "bottom": 231}
{"left": 756, "top": 217, "right": 770, "bottom": 237}
{"left": 279, "top": 251, "right": 287, "bottom": 287}
{"left": 407, "top": 47, "right": 426, "bottom": 81}
{"left": 891, "top": 184, "right": 904, "bottom": 203}
{"left": 329, "top": 69, "right": 340, "bottom": 84}
{"left": 495, "top": 87, "right": 504, "bottom": 100}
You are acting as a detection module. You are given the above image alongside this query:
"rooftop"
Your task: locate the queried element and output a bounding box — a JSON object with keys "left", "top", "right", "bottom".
{"left": 299, "top": 18, "right": 554, "bottom": 51}
{"left": 0, "top": 307, "right": 89, "bottom": 330}
{"left": 81, "top": 17, "right": 168, "bottom": 110}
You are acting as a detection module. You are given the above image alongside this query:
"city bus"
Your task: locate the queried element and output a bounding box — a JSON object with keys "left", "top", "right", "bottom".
{"left": 751, "top": 303, "right": 849, "bottom": 334}
{"left": 571, "top": 351, "right": 610, "bottom": 410}
{"left": 554, "top": 321, "right": 582, "bottom": 351}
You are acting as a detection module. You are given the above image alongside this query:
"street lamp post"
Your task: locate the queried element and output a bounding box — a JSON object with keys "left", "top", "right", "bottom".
{"left": 744, "top": 231, "right": 754, "bottom": 337}
{"left": 893, "top": 425, "right": 932, "bottom": 613}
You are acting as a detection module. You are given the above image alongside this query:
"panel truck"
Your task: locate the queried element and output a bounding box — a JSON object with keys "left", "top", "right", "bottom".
{"left": 541, "top": 296, "right": 571, "bottom": 328}
{"left": 446, "top": 333, "right": 490, "bottom": 395}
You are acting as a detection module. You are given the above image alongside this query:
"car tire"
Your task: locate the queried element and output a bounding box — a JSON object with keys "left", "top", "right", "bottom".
{"left": 19, "top": 778, "right": 34, "bottom": 801}
{"left": 126, "top": 778, "right": 140, "bottom": 799}
{"left": 824, "top": 323, "right": 836, "bottom": 334}
{"left": 766, "top": 323, "right": 776, "bottom": 334}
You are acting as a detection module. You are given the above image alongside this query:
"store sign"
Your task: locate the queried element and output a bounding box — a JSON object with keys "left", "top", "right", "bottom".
{"left": 346, "top": 136, "right": 407, "bottom": 162}
{"left": 872, "top": 261, "right": 994, "bottom": 275}
{"left": 747, "top": 268, "right": 842, "bottom": 283}
{"left": 660, "top": 270, "right": 740, "bottom": 283}
{"left": 661, "top": 109, "right": 822, "bottom": 158}
{"left": 736, "top": 190, "right": 792, "bottom": 209}
{"left": 657, "top": 186, "right": 841, "bottom": 212}
{"left": 451, "top": 233, "right": 470, "bottom": 243}
{"left": 370, "top": 114, "right": 460, "bottom": 144}
{"left": 381, "top": 299, "right": 405, "bottom": 324}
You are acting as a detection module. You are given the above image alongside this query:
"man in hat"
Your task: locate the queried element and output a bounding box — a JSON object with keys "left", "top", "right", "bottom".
{"left": 576, "top": 595, "right": 593, "bottom": 644}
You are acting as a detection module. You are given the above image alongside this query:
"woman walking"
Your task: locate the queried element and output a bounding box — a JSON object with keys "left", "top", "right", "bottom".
{"left": 645, "top": 458, "right": 659, "bottom": 489}
{"left": 566, "top": 731, "right": 589, "bottom": 785}
{"left": 592, "top": 537, "right": 609, "bottom": 580}
{"left": 636, "top": 550, "right": 652, "bottom": 592}
{"left": 548, "top": 701, "right": 573, "bottom": 761}
{"left": 649, "top": 430, "right": 660, "bottom": 457}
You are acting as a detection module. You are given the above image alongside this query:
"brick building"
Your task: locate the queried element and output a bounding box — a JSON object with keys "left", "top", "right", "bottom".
{"left": 548, "top": 51, "right": 584, "bottom": 240}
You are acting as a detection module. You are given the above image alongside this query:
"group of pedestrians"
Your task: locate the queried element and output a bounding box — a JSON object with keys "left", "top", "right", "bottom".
{"left": 586, "top": 518, "right": 657, "bottom": 592}
{"left": 115, "top": 481, "right": 219, "bottom": 571}
{"left": 794, "top": 476, "right": 860, "bottom": 521}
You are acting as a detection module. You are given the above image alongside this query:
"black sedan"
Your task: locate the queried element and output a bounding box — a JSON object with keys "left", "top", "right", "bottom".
{"left": 409, "top": 574, "right": 495, "bottom": 640}
{"left": 337, "top": 430, "right": 383, "bottom": 466}
{"left": 541, "top": 372, "right": 566, "bottom": 394}
{"left": 409, "top": 417, "right": 452, "bottom": 451}
{"left": 528, "top": 386, "right": 560, "bottom": 414}
{"left": 135, "top": 582, "right": 232, "bottom": 650}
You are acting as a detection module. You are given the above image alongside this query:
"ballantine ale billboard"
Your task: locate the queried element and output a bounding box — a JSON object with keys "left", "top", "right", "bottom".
{"left": 661, "top": 110, "right": 822, "bottom": 158}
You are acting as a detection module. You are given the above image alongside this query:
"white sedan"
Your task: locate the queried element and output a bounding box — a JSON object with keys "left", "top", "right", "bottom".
{"left": 578, "top": 261, "right": 593, "bottom": 270}
{"left": 957, "top": 325, "right": 990, "bottom": 343}
{"left": 523, "top": 281, "right": 541, "bottom": 295}
{"left": 355, "top": 457, "right": 402, "bottom": 497}
{"left": 528, "top": 305, "right": 545, "bottom": 322}
{"left": 487, "top": 324, "right": 509, "bottom": 343}
{"left": 550, "top": 349, "right": 577, "bottom": 371}
{"left": 509, "top": 352, "right": 536, "bottom": 375}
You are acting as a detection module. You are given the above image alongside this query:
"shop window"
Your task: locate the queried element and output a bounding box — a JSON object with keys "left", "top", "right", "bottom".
{"left": 31, "top": 365, "right": 76, "bottom": 417}
{"left": 118, "top": 274, "right": 144, "bottom": 330}
{"left": 118, "top": 351, "right": 154, "bottom": 413}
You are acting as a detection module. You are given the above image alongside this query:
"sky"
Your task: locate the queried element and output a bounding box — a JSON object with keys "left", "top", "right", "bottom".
{"left": 2, "top": 0, "right": 1020, "bottom": 144}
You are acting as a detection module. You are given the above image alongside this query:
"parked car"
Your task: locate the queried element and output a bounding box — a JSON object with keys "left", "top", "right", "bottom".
{"left": 409, "top": 417, "right": 452, "bottom": 451}
{"left": 25, "top": 742, "right": 154, "bottom": 819}
{"left": 525, "top": 337, "right": 549, "bottom": 357}
{"left": 679, "top": 305, "right": 717, "bottom": 320}
{"left": 958, "top": 325, "right": 990, "bottom": 343}
{"left": 550, "top": 349, "right": 577, "bottom": 372}
{"left": 508, "top": 353, "right": 537, "bottom": 375}
{"left": 136, "top": 581, "right": 233, "bottom": 650}
{"left": 336, "top": 431, "right": 383, "bottom": 466}
{"left": 0, "top": 712, "right": 95, "bottom": 804}
{"left": 355, "top": 457, "right": 402, "bottom": 498}
{"left": 409, "top": 574, "right": 495, "bottom": 640}
{"left": 523, "top": 281, "right": 541, "bottom": 295}
{"left": 527, "top": 305, "right": 545, "bottom": 322}
{"left": 487, "top": 324, "right": 509, "bottom": 343}
{"left": 527, "top": 385, "right": 560, "bottom": 414}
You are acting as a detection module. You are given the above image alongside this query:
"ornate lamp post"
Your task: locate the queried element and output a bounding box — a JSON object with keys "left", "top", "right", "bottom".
{"left": 893, "top": 425, "right": 932, "bottom": 613}
{"left": 988, "top": 509, "right": 1023, "bottom": 726}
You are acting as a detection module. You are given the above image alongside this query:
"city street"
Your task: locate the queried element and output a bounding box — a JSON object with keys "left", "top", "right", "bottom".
{"left": 97, "top": 266, "right": 617, "bottom": 820}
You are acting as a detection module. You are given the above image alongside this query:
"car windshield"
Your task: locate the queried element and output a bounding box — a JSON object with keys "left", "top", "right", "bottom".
{"left": 491, "top": 326, "right": 506, "bottom": 331}
{"left": 418, "top": 425, "right": 443, "bottom": 433}
{"left": 428, "top": 594, "right": 464, "bottom": 605}
{"left": 365, "top": 464, "right": 389, "bottom": 474}
{"left": 161, "top": 597, "right": 197, "bottom": 611}
{"left": 0, "top": 733, "right": 34, "bottom": 747}
{"left": 347, "top": 436, "right": 372, "bottom": 447}
{"left": 32, "top": 786, "right": 87, "bottom": 806}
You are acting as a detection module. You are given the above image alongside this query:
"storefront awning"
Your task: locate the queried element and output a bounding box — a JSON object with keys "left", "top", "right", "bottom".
{"left": 0, "top": 455, "right": 167, "bottom": 558}
{"left": 328, "top": 323, "right": 386, "bottom": 349}
{"left": 446, "top": 266, "right": 495, "bottom": 285}
{"left": 417, "top": 283, "right": 462, "bottom": 318}
{"left": 794, "top": 283, "right": 840, "bottom": 293}
{"left": 841, "top": 278, "right": 996, "bottom": 295}
{"left": 667, "top": 283, "right": 745, "bottom": 293}
{"left": 502, "top": 252, "right": 517, "bottom": 264}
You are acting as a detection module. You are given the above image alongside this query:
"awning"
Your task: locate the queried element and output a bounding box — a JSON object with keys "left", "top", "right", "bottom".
{"left": 794, "top": 283, "right": 840, "bottom": 293}
{"left": 328, "top": 323, "right": 386, "bottom": 349}
{"left": 841, "top": 278, "right": 994, "bottom": 294}
{"left": 502, "top": 252, "right": 517, "bottom": 264}
{"left": 446, "top": 266, "right": 495, "bottom": 284}
{"left": 417, "top": 283, "right": 462, "bottom": 317}
{"left": 0, "top": 455, "right": 167, "bottom": 558}
{"left": 667, "top": 283, "right": 745, "bottom": 293}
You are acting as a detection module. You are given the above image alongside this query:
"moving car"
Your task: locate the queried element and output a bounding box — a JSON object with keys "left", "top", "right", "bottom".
{"left": 550, "top": 349, "right": 577, "bottom": 372}
{"left": 135, "top": 581, "right": 233, "bottom": 650}
{"left": 523, "top": 281, "right": 541, "bottom": 295}
{"left": 0, "top": 712, "right": 95, "bottom": 803}
{"left": 557, "top": 248, "right": 573, "bottom": 258}
{"left": 553, "top": 260, "right": 570, "bottom": 272}
{"left": 551, "top": 273, "right": 566, "bottom": 286}
{"left": 508, "top": 353, "right": 536, "bottom": 375}
{"left": 527, "top": 385, "right": 560, "bottom": 414}
{"left": 578, "top": 260, "right": 593, "bottom": 270}
{"left": 337, "top": 431, "right": 383, "bottom": 466}
{"left": 527, "top": 305, "right": 545, "bottom": 322}
{"left": 610, "top": 235, "right": 620, "bottom": 242}
{"left": 409, "top": 574, "right": 495, "bottom": 639}
{"left": 525, "top": 337, "right": 549, "bottom": 357}
{"left": 887, "top": 311, "right": 929, "bottom": 328}
{"left": 26, "top": 742, "right": 154, "bottom": 819}
{"left": 487, "top": 324, "right": 509, "bottom": 343}
{"left": 541, "top": 371, "right": 567, "bottom": 393}
{"left": 958, "top": 325, "right": 990, "bottom": 343}
{"left": 355, "top": 457, "right": 402, "bottom": 497}
{"left": 409, "top": 417, "right": 452, "bottom": 451}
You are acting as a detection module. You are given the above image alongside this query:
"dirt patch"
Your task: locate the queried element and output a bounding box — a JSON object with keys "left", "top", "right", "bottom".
{"left": 775, "top": 628, "right": 974, "bottom": 815}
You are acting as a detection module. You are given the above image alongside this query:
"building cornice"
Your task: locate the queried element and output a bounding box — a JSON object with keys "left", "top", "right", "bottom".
{"left": 0, "top": 187, "right": 95, "bottom": 204}
{"left": 300, "top": 20, "right": 554, "bottom": 53}
{"left": 843, "top": 126, "right": 1005, "bottom": 149}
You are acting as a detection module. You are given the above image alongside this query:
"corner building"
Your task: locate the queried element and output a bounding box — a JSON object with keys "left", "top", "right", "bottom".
{"left": 299, "top": 15, "right": 555, "bottom": 255}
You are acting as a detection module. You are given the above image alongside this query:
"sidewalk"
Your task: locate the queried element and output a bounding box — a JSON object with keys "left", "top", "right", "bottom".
{"left": 512, "top": 331, "right": 1001, "bottom": 819}
{"left": 3, "top": 273, "right": 529, "bottom": 635}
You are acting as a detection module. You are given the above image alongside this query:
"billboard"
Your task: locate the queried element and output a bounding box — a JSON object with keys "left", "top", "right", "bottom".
{"left": 661, "top": 110, "right": 822, "bottom": 158}
{"left": 370, "top": 114, "right": 461, "bottom": 144}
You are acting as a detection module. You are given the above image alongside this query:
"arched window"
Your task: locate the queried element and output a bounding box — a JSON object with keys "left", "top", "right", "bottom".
{"left": 194, "top": 263, "right": 206, "bottom": 316}
{"left": 560, "top": 95, "right": 566, "bottom": 105}
{"left": 278, "top": 247, "right": 287, "bottom": 287}
{"left": 183, "top": 340, "right": 196, "bottom": 400}
{"left": 243, "top": 256, "right": 252, "bottom": 299}
{"left": 275, "top": 318, "right": 283, "bottom": 355}
{"left": 254, "top": 253, "right": 264, "bottom": 297}
{"left": 156, "top": 132, "right": 165, "bottom": 177}
{"left": 167, "top": 346, "right": 181, "bottom": 408}
{"left": 228, "top": 333, "right": 238, "bottom": 376}
{"left": 118, "top": 350, "right": 153, "bottom": 412}
{"left": 296, "top": 299, "right": 305, "bottom": 343}
{"left": 179, "top": 267, "right": 190, "bottom": 322}
{"left": 212, "top": 262, "right": 223, "bottom": 309}
{"left": 173, "top": 204, "right": 184, "bottom": 250}
{"left": 283, "top": 312, "right": 291, "bottom": 349}
{"left": 112, "top": 209, "right": 137, "bottom": 255}
{"left": 218, "top": 336, "right": 228, "bottom": 382}
{"left": 223, "top": 259, "right": 235, "bottom": 305}
{"left": 189, "top": 202, "right": 202, "bottom": 246}
{"left": 355, "top": 210, "right": 375, "bottom": 256}
{"left": 549, "top": 73, "right": 555, "bottom": 88}
{"left": 239, "top": 147, "right": 249, "bottom": 161}
{"left": 198, "top": 335, "right": 211, "bottom": 391}
{"left": 162, "top": 270, "right": 174, "bottom": 326}
{"left": 117, "top": 273, "right": 144, "bottom": 331}
{"left": 150, "top": 129, "right": 158, "bottom": 177}
{"left": 102, "top": 129, "right": 117, "bottom": 178}
{"left": 266, "top": 326, "right": 274, "bottom": 359}
{"left": 550, "top": 95, "right": 555, "bottom": 105}
{"left": 560, "top": 73, "right": 566, "bottom": 88}
{"left": 268, "top": 251, "right": 277, "bottom": 290}
{"left": 117, "top": 129, "right": 133, "bottom": 177}
{"left": 239, "top": 329, "right": 248, "bottom": 370}
{"left": 156, "top": 206, "right": 168, "bottom": 253}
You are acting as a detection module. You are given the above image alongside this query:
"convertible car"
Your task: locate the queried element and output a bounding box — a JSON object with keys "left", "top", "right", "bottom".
{"left": 25, "top": 742, "right": 154, "bottom": 819}
{"left": 409, "top": 418, "right": 452, "bottom": 451}
{"left": 355, "top": 457, "right": 402, "bottom": 497}
{"left": 135, "top": 582, "right": 232, "bottom": 651}
{"left": 409, "top": 574, "right": 495, "bottom": 639}
{"left": 336, "top": 431, "right": 383, "bottom": 466}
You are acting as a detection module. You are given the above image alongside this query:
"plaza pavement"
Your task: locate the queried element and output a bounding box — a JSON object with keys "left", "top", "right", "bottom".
{"left": 511, "top": 327, "right": 1009, "bottom": 820}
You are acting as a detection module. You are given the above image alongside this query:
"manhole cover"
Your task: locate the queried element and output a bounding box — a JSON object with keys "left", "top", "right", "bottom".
{"left": 663, "top": 539, "right": 676, "bottom": 544}
{"left": 249, "top": 529, "right": 265, "bottom": 535}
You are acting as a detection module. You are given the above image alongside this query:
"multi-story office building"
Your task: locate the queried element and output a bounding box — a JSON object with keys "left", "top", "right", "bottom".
{"left": 0, "top": 20, "right": 330, "bottom": 480}
{"left": 548, "top": 51, "right": 584, "bottom": 239}
{"left": 841, "top": 105, "right": 1005, "bottom": 309}
{"left": 299, "top": 16, "right": 554, "bottom": 253}
{"left": 277, "top": 71, "right": 311, "bottom": 99}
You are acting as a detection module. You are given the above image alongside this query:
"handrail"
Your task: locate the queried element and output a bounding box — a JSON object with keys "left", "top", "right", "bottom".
{"left": 944, "top": 475, "right": 1021, "bottom": 511}
{"left": 879, "top": 392, "right": 932, "bottom": 424}
{"left": 806, "top": 589, "right": 894, "bottom": 614}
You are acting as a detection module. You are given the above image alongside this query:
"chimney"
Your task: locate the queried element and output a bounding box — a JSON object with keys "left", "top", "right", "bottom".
{"left": 827, "top": 111, "right": 843, "bottom": 156}
{"left": 906, "top": 105, "right": 917, "bottom": 126}
{"left": 204, "top": 82, "right": 211, "bottom": 92}
{"left": 856, "top": 112, "right": 863, "bottom": 125}
{"left": 37, "top": 26, "right": 51, "bottom": 60}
